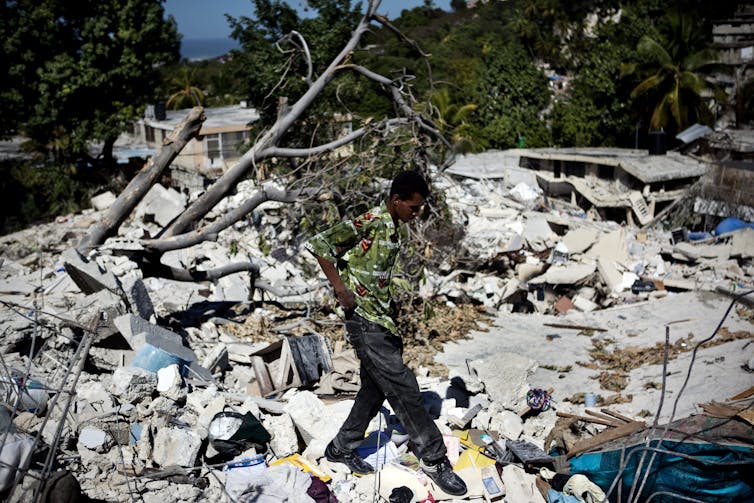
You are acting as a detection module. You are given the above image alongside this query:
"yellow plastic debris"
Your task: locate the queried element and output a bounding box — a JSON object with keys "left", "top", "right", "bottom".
{"left": 269, "top": 453, "right": 332, "bottom": 482}
{"left": 454, "top": 449, "right": 496, "bottom": 471}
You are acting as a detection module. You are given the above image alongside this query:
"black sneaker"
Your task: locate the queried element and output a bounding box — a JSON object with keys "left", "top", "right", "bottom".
{"left": 420, "top": 457, "right": 467, "bottom": 496}
{"left": 325, "top": 441, "right": 374, "bottom": 475}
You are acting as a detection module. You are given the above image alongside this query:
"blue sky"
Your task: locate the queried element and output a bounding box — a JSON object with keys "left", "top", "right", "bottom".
{"left": 164, "top": 0, "right": 450, "bottom": 39}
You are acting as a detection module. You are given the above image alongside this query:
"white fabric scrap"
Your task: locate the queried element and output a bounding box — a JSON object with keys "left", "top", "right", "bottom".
{"left": 238, "top": 464, "right": 315, "bottom": 503}
{"left": 563, "top": 474, "right": 607, "bottom": 503}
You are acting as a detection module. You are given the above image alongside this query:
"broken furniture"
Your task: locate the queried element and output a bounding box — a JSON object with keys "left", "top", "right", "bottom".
{"left": 251, "top": 335, "right": 333, "bottom": 396}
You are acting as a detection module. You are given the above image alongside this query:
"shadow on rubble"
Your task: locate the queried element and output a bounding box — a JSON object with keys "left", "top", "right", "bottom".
{"left": 164, "top": 299, "right": 305, "bottom": 330}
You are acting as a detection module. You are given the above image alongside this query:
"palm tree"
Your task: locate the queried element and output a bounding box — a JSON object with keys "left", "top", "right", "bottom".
{"left": 166, "top": 67, "right": 206, "bottom": 110}
{"left": 622, "top": 11, "right": 724, "bottom": 134}
{"left": 428, "top": 87, "right": 478, "bottom": 153}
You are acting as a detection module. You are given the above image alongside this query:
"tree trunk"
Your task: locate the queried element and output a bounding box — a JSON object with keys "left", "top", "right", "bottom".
{"left": 77, "top": 107, "right": 205, "bottom": 253}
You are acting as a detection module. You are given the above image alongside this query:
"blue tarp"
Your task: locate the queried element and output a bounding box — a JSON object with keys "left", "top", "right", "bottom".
{"left": 570, "top": 438, "right": 754, "bottom": 502}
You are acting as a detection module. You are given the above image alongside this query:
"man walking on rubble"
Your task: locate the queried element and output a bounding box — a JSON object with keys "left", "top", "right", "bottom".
{"left": 305, "top": 171, "right": 467, "bottom": 496}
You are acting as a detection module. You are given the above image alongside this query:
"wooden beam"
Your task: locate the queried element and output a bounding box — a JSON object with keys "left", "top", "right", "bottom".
{"left": 585, "top": 409, "right": 624, "bottom": 425}
{"left": 556, "top": 411, "right": 618, "bottom": 427}
{"left": 543, "top": 323, "right": 607, "bottom": 332}
{"left": 567, "top": 421, "right": 646, "bottom": 459}
{"left": 599, "top": 408, "right": 635, "bottom": 423}
{"left": 729, "top": 385, "right": 754, "bottom": 401}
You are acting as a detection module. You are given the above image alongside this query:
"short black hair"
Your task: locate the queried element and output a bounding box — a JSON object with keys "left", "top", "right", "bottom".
{"left": 389, "top": 171, "right": 429, "bottom": 200}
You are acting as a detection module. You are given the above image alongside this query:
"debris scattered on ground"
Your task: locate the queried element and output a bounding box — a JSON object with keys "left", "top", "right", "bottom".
{"left": 1, "top": 150, "right": 753, "bottom": 501}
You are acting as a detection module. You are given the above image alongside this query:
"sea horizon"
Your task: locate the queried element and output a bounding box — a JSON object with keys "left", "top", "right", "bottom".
{"left": 180, "top": 37, "right": 241, "bottom": 61}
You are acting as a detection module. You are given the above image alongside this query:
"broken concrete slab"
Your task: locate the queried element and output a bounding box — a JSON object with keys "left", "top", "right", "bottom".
{"left": 596, "top": 256, "right": 624, "bottom": 294}
{"left": 114, "top": 314, "right": 183, "bottom": 351}
{"left": 109, "top": 367, "right": 157, "bottom": 403}
{"left": 522, "top": 216, "right": 556, "bottom": 252}
{"left": 152, "top": 426, "right": 202, "bottom": 467}
{"left": 529, "top": 263, "right": 596, "bottom": 286}
{"left": 134, "top": 183, "right": 187, "bottom": 228}
{"left": 90, "top": 191, "right": 117, "bottom": 211}
{"left": 61, "top": 248, "right": 120, "bottom": 295}
{"left": 467, "top": 353, "right": 537, "bottom": 410}
{"left": 263, "top": 413, "right": 299, "bottom": 458}
{"left": 283, "top": 391, "right": 353, "bottom": 445}
{"left": 120, "top": 275, "right": 155, "bottom": 321}
{"left": 562, "top": 227, "right": 600, "bottom": 254}
{"left": 0, "top": 274, "right": 39, "bottom": 295}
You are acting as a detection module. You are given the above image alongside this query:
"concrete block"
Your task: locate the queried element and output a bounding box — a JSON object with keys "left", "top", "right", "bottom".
{"left": 489, "top": 410, "right": 524, "bottom": 440}
{"left": 157, "top": 364, "right": 185, "bottom": 401}
{"left": 134, "top": 184, "right": 187, "bottom": 227}
{"left": 469, "top": 353, "right": 537, "bottom": 409}
{"left": 109, "top": 367, "right": 156, "bottom": 403}
{"left": 152, "top": 427, "right": 202, "bottom": 467}
{"left": 91, "top": 191, "right": 116, "bottom": 211}
{"left": 121, "top": 276, "right": 155, "bottom": 321}
{"left": 262, "top": 413, "right": 299, "bottom": 457}
{"left": 78, "top": 427, "right": 109, "bottom": 451}
{"left": 61, "top": 248, "right": 120, "bottom": 295}
{"left": 283, "top": 391, "right": 353, "bottom": 445}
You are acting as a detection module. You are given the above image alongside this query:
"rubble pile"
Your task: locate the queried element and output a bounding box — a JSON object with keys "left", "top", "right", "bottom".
{"left": 1, "top": 157, "right": 753, "bottom": 502}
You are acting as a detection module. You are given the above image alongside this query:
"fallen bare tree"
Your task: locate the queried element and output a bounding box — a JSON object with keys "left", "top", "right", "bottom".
{"left": 75, "top": 0, "right": 455, "bottom": 296}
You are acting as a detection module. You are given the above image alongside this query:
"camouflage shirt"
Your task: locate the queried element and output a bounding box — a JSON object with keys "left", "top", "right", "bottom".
{"left": 305, "top": 202, "right": 406, "bottom": 334}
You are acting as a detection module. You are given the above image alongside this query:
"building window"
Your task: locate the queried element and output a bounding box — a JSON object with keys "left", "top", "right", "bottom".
{"left": 221, "top": 131, "right": 247, "bottom": 157}
{"left": 205, "top": 134, "right": 221, "bottom": 164}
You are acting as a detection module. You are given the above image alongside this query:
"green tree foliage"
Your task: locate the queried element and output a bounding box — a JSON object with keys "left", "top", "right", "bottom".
{"left": 550, "top": 8, "right": 642, "bottom": 147}
{"left": 621, "top": 9, "right": 724, "bottom": 134}
{"left": 426, "top": 88, "right": 478, "bottom": 153}
{"left": 166, "top": 67, "right": 207, "bottom": 110}
{"left": 469, "top": 41, "right": 550, "bottom": 149}
{"left": 1, "top": 0, "right": 180, "bottom": 163}
{"left": 227, "top": 0, "right": 363, "bottom": 130}
{"left": 735, "top": 78, "right": 754, "bottom": 128}
{"left": 0, "top": 161, "right": 101, "bottom": 234}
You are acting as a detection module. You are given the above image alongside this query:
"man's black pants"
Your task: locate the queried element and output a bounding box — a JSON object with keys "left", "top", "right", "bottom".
{"left": 332, "top": 314, "right": 446, "bottom": 462}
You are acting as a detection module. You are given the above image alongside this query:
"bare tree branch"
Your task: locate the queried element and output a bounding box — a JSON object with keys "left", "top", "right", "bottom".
{"left": 162, "top": 3, "right": 382, "bottom": 238}
{"left": 142, "top": 261, "right": 259, "bottom": 282}
{"left": 260, "top": 118, "right": 409, "bottom": 157}
{"left": 142, "top": 185, "right": 300, "bottom": 253}
{"left": 372, "top": 13, "right": 431, "bottom": 58}
{"left": 278, "top": 30, "right": 314, "bottom": 86}
{"left": 77, "top": 107, "right": 206, "bottom": 253}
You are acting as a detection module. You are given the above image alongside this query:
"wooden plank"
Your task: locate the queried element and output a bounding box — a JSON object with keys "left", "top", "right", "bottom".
{"left": 251, "top": 356, "right": 274, "bottom": 397}
{"left": 556, "top": 411, "right": 619, "bottom": 427}
{"left": 599, "top": 408, "right": 635, "bottom": 423}
{"left": 737, "top": 408, "right": 754, "bottom": 426}
{"left": 567, "top": 421, "right": 646, "bottom": 459}
{"left": 585, "top": 409, "right": 624, "bottom": 425}
{"left": 729, "top": 385, "right": 754, "bottom": 401}
{"left": 543, "top": 323, "right": 607, "bottom": 332}
{"left": 700, "top": 402, "right": 743, "bottom": 419}
{"left": 274, "top": 340, "right": 293, "bottom": 390}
